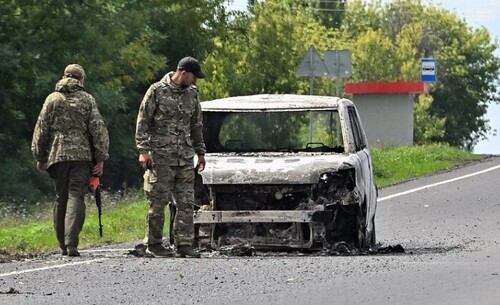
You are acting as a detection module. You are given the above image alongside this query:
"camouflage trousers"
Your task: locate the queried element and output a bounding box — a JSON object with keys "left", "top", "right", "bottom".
{"left": 47, "top": 161, "right": 90, "bottom": 250}
{"left": 143, "top": 163, "right": 195, "bottom": 247}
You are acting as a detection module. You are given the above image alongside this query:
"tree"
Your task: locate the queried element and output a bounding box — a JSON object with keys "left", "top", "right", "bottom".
{"left": 291, "top": 0, "right": 347, "bottom": 29}
{"left": 413, "top": 94, "right": 446, "bottom": 144}
{"left": 0, "top": 0, "right": 228, "bottom": 202}
{"left": 0, "top": 1, "right": 167, "bottom": 199}
{"left": 341, "top": 0, "right": 500, "bottom": 150}
{"left": 349, "top": 28, "right": 398, "bottom": 81}
{"left": 200, "top": 0, "right": 337, "bottom": 99}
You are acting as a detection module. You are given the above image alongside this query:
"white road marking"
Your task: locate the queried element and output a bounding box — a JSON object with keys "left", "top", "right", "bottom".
{"left": 378, "top": 164, "right": 500, "bottom": 202}
{"left": 0, "top": 258, "right": 107, "bottom": 278}
{"left": 80, "top": 248, "right": 133, "bottom": 253}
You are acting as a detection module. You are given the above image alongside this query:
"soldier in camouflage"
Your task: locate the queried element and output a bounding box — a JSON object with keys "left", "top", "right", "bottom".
{"left": 32, "top": 64, "right": 109, "bottom": 257}
{"left": 136, "top": 56, "right": 207, "bottom": 258}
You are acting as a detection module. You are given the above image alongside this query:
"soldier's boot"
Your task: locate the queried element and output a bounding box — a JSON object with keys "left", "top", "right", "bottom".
{"left": 146, "top": 243, "right": 174, "bottom": 257}
{"left": 177, "top": 245, "right": 201, "bottom": 258}
{"left": 67, "top": 246, "right": 80, "bottom": 257}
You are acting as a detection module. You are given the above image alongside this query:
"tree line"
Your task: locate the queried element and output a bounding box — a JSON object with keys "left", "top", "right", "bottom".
{"left": 0, "top": 0, "right": 498, "bottom": 203}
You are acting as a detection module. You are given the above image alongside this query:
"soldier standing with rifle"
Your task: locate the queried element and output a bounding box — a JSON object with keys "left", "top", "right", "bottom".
{"left": 135, "top": 56, "right": 206, "bottom": 258}
{"left": 32, "top": 64, "right": 109, "bottom": 256}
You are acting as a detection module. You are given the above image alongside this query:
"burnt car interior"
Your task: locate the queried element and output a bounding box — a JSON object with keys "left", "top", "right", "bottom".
{"left": 203, "top": 110, "right": 345, "bottom": 154}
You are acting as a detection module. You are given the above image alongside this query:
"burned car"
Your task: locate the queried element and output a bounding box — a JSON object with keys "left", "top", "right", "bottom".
{"left": 194, "top": 94, "right": 377, "bottom": 250}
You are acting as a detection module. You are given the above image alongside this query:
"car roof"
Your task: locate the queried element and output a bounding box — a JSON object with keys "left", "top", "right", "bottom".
{"left": 201, "top": 94, "right": 352, "bottom": 112}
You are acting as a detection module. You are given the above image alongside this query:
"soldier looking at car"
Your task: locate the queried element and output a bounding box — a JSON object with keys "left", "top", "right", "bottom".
{"left": 135, "top": 56, "right": 207, "bottom": 258}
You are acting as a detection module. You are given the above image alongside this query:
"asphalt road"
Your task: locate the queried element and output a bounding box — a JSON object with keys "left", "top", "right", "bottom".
{"left": 1, "top": 156, "right": 499, "bottom": 305}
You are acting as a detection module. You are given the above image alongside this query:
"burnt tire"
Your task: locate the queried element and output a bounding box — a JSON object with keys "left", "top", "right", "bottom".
{"left": 369, "top": 219, "right": 376, "bottom": 246}
{"left": 356, "top": 200, "right": 366, "bottom": 249}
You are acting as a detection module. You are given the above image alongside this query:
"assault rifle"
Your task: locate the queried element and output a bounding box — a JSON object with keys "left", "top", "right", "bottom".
{"left": 89, "top": 132, "right": 103, "bottom": 237}
{"left": 89, "top": 176, "right": 103, "bottom": 237}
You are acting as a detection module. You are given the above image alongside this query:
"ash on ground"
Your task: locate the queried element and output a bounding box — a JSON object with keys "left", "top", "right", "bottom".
{"left": 128, "top": 242, "right": 404, "bottom": 258}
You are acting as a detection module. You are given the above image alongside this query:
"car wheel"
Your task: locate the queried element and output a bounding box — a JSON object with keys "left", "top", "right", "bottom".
{"left": 369, "top": 219, "right": 376, "bottom": 246}
{"left": 358, "top": 198, "right": 377, "bottom": 249}
{"left": 356, "top": 200, "right": 368, "bottom": 249}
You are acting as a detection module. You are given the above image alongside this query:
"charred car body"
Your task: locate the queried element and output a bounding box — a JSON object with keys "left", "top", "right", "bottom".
{"left": 194, "top": 94, "right": 377, "bottom": 250}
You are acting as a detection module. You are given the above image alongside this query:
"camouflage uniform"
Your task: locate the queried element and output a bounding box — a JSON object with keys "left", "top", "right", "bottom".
{"left": 136, "top": 72, "right": 206, "bottom": 247}
{"left": 32, "top": 73, "right": 109, "bottom": 252}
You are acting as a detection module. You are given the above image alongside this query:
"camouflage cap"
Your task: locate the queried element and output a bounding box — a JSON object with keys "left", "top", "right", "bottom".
{"left": 64, "top": 64, "right": 85, "bottom": 79}
{"left": 177, "top": 57, "right": 205, "bottom": 79}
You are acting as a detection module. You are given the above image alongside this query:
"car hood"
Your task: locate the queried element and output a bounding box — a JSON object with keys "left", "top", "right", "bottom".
{"left": 200, "top": 153, "right": 357, "bottom": 184}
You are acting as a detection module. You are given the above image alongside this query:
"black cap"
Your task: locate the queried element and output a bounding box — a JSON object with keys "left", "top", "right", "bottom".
{"left": 177, "top": 56, "right": 206, "bottom": 78}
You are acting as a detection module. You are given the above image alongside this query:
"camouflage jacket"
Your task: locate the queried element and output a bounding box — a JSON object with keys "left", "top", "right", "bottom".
{"left": 31, "top": 77, "right": 109, "bottom": 168}
{"left": 135, "top": 72, "right": 206, "bottom": 166}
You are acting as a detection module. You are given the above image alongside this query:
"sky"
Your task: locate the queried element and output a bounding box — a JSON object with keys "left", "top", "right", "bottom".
{"left": 227, "top": 0, "right": 500, "bottom": 154}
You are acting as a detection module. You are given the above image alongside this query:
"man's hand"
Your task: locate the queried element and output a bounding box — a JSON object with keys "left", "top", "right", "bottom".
{"left": 36, "top": 161, "right": 46, "bottom": 173}
{"left": 139, "top": 153, "right": 152, "bottom": 169}
{"left": 196, "top": 155, "right": 206, "bottom": 172}
{"left": 92, "top": 161, "right": 104, "bottom": 176}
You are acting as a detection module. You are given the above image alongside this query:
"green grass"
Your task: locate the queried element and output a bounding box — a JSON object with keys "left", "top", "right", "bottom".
{"left": 0, "top": 191, "right": 172, "bottom": 255}
{"left": 0, "top": 144, "right": 482, "bottom": 255}
{"left": 371, "top": 143, "right": 481, "bottom": 187}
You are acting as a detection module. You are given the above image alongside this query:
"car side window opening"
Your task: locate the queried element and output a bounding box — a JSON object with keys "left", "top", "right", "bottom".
{"left": 212, "top": 110, "right": 344, "bottom": 153}
{"left": 347, "top": 107, "right": 366, "bottom": 152}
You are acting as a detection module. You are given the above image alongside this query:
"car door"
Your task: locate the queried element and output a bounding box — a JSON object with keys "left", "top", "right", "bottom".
{"left": 347, "top": 106, "right": 377, "bottom": 235}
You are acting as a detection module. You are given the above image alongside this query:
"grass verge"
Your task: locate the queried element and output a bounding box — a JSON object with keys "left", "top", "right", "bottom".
{"left": 371, "top": 143, "right": 481, "bottom": 187}
{"left": 0, "top": 190, "right": 154, "bottom": 256}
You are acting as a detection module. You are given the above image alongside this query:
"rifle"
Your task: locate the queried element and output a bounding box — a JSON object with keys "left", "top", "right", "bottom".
{"left": 88, "top": 128, "right": 103, "bottom": 237}
{"left": 89, "top": 176, "right": 103, "bottom": 237}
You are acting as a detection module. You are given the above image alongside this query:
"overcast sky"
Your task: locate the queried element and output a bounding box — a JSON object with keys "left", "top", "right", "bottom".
{"left": 227, "top": 0, "right": 500, "bottom": 153}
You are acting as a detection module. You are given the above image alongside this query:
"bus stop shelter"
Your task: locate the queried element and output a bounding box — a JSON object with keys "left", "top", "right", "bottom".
{"left": 344, "top": 81, "right": 429, "bottom": 147}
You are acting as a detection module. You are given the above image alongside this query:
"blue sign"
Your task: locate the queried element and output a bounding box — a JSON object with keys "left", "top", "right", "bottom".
{"left": 421, "top": 58, "right": 437, "bottom": 82}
